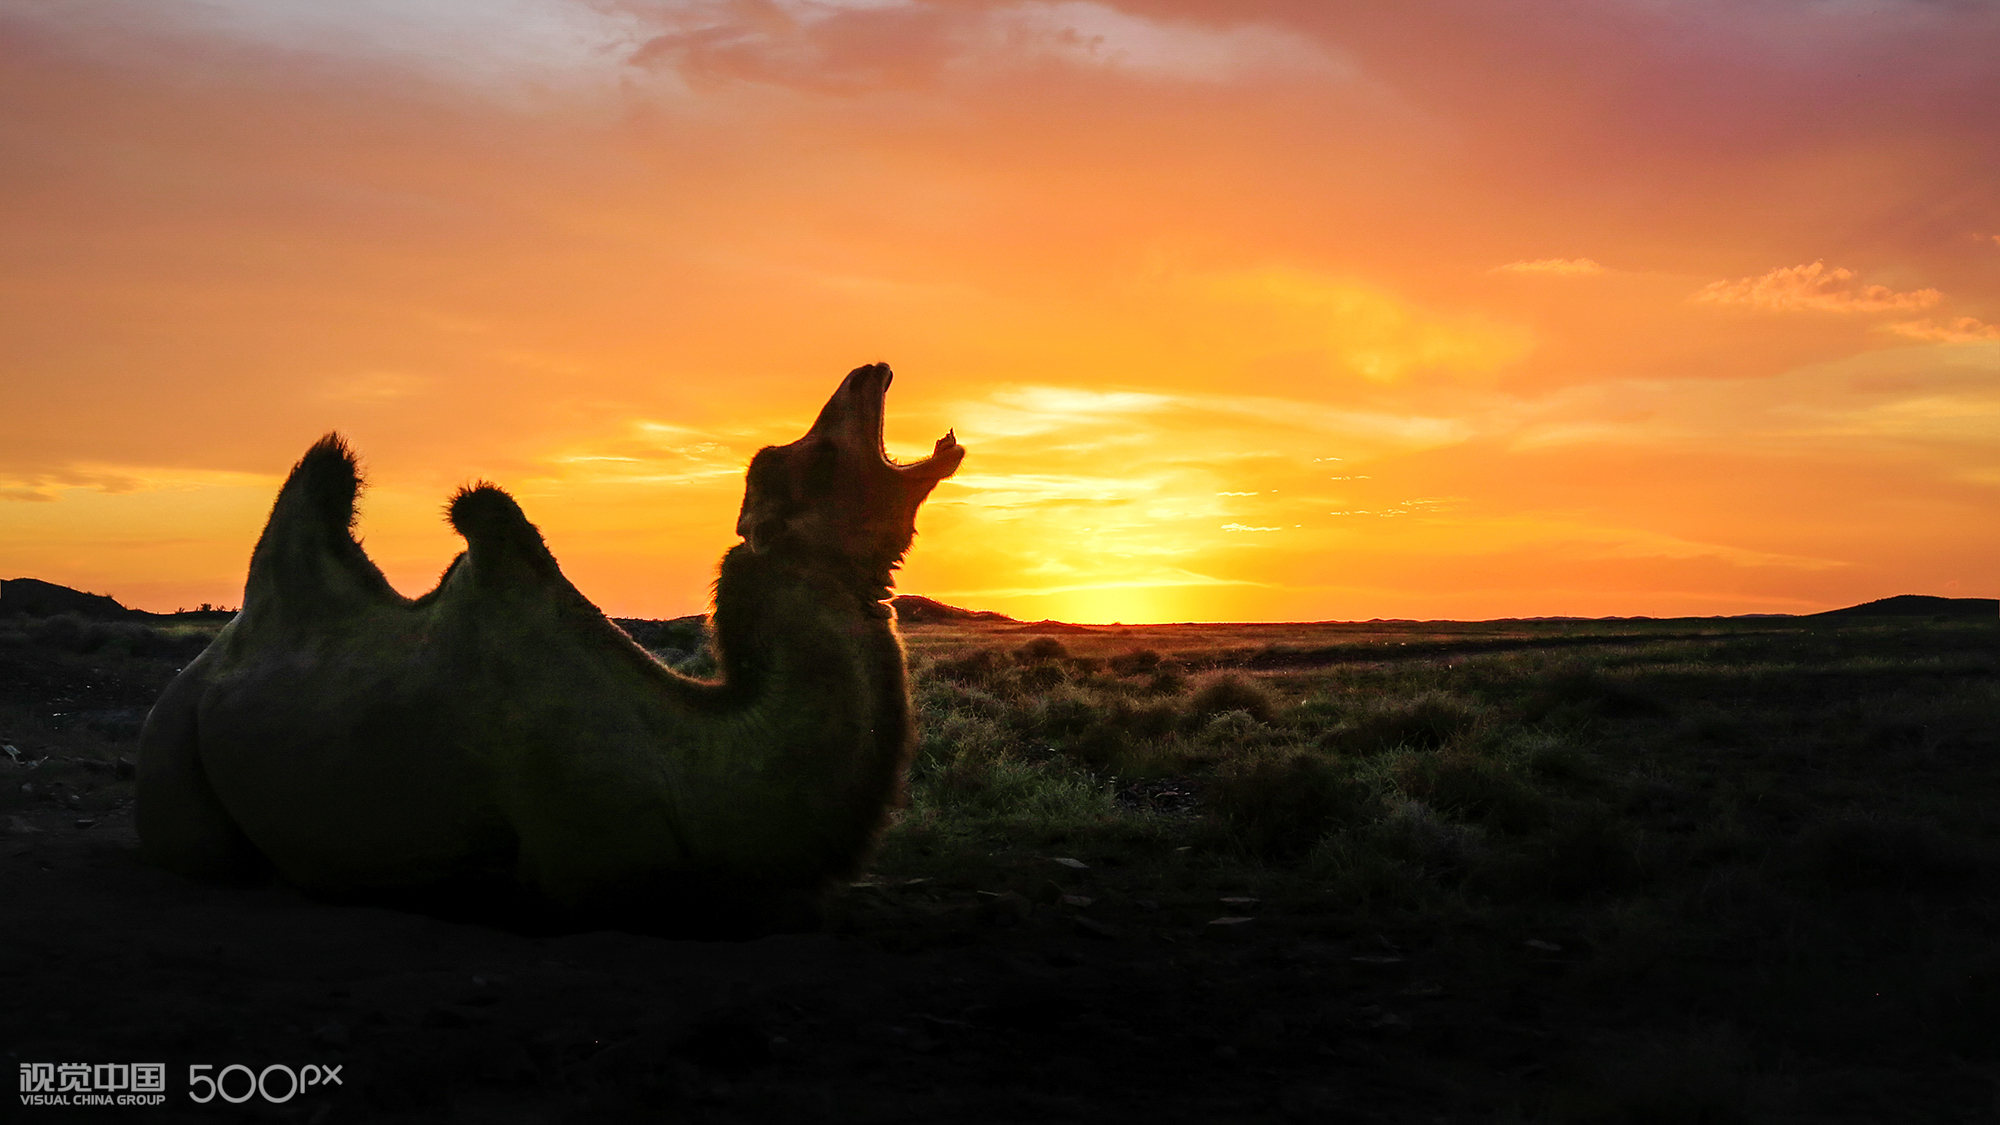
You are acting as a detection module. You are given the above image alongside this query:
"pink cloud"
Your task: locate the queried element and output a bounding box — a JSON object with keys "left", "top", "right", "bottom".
{"left": 1692, "top": 262, "right": 1942, "bottom": 315}
{"left": 624, "top": 0, "right": 962, "bottom": 94}
{"left": 616, "top": 1, "right": 1343, "bottom": 94}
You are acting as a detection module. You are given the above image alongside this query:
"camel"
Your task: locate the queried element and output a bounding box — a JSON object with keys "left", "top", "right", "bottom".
{"left": 136, "top": 363, "right": 964, "bottom": 935}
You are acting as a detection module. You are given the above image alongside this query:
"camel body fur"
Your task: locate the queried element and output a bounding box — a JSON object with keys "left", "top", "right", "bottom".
{"left": 137, "top": 364, "right": 961, "bottom": 934}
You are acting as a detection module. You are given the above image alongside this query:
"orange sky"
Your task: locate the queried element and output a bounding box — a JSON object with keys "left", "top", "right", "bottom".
{"left": 3, "top": 0, "right": 1997, "bottom": 623}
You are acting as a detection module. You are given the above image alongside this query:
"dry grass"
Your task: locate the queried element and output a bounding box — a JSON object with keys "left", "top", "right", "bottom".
{"left": 873, "top": 613, "right": 2000, "bottom": 1120}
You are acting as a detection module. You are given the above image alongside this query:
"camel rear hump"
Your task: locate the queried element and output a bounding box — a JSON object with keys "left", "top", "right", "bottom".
{"left": 446, "top": 484, "right": 564, "bottom": 589}
{"left": 242, "top": 434, "right": 401, "bottom": 618}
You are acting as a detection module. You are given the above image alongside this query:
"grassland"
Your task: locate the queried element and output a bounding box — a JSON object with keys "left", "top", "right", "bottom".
{"left": 3, "top": 608, "right": 1995, "bottom": 1121}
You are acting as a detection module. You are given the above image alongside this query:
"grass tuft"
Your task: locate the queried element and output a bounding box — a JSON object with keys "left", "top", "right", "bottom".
{"left": 1187, "top": 672, "right": 1278, "bottom": 724}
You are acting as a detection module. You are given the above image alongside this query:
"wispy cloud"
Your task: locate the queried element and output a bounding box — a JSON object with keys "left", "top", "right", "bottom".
{"left": 1327, "top": 497, "right": 1455, "bottom": 519}
{"left": 1584, "top": 528, "right": 1846, "bottom": 571}
{"left": 947, "top": 383, "right": 1473, "bottom": 460}
{"left": 953, "top": 386, "right": 1179, "bottom": 438}
{"left": 947, "top": 470, "right": 1163, "bottom": 511}
{"left": 1493, "top": 257, "right": 1605, "bottom": 277}
{"left": 1692, "top": 261, "right": 1941, "bottom": 314}
{"left": 533, "top": 419, "right": 747, "bottom": 487}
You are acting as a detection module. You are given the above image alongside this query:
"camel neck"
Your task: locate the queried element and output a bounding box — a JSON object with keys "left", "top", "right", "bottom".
{"left": 707, "top": 544, "right": 905, "bottom": 705}
{"left": 694, "top": 544, "right": 916, "bottom": 882}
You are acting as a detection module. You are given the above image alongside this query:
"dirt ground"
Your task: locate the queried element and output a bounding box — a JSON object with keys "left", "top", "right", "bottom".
{"left": 3, "top": 638, "right": 1566, "bottom": 1124}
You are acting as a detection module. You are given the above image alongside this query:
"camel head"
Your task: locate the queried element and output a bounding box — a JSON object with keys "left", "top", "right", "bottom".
{"left": 736, "top": 363, "right": 964, "bottom": 575}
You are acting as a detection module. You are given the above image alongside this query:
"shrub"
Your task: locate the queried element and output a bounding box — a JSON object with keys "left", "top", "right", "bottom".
{"left": 1108, "top": 648, "right": 1163, "bottom": 676}
{"left": 934, "top": 647, "right": 1007, "bottom": 686}
{"left": 1013, "top": 637, "right": 1070, "bottom": 664}
{"left": 1188, "top": 673, "right": 1278, "bottom": 724}
{"left": 1196, "top": 709, "right": 1271, "bottom": 749}
{"left": 1024, "top": 687, "right": 1103, "bottom": 746}
{"left": 1289, "top": 694, "right": 1348, "bottom": 734}
{"left": 1521, "top": 733, "right": 1600, "bottom": 788}
{"left": 1390, "top": 750, "right": 1551, "bottom": 835}
{"left": 1207, "top": 749, "right": 1378, "bottom": 859}
{"left": 1524, "top": 663, "right": 1669, "bottom": 722}
{"left": 1115, "top": 698, "right": 1182, "bottom": 742}
{"left": 911, "top": 751, "right": 1112, "bottom": 827}
{"left": 1330, "top": 690, "right": 1479, "bottom": 754}
{"left": 1310, "top": 800, "right": 1486, "bottom": 892}
{"left": 1369, "top": 800, "right": 1488, "bottom": 880}
{"left": 1014, "top": 661, "right": 1068, "bottom": 691}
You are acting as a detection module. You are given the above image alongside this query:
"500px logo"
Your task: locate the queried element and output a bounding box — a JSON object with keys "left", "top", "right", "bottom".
{"left": 189, "top": 1064, "right": 344, "bottom": 1105}
{"left": 18, "top": 1062, "right": 343, "bottom": 1107}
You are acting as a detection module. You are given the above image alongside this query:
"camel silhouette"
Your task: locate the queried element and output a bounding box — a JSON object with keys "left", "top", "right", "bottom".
{"left": 137, "top": 363, "right": 963, "bottom": 935}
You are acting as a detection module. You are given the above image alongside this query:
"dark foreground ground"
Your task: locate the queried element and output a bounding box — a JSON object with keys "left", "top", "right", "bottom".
{"left": 3, "top": 610, "right": 1997, "bottom": 1122}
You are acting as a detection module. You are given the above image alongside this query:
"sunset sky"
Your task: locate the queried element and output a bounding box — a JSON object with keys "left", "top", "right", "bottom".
{"left": 3, "top": 1, "right": 1996, "bottom": 623}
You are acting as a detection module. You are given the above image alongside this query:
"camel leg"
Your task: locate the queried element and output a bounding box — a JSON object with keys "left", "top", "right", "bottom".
{"left": 135, "top": 672, "right": 264, "bottom": 881}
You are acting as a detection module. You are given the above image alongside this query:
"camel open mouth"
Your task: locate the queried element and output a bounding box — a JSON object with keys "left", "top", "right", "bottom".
{"left": 816, "top": 363, "right": 963, "bottom": 482}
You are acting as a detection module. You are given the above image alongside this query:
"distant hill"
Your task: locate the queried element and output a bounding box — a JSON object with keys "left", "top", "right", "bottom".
{"left": 1004, "top": 619, "right": 1101, "bottom": 634}
{"left": 889, "top": 595, "right": 1016, "bottom": 624}
{"left": 1813, "top": 595, "right": 1997, "bottom": 619}
{"left": 619, "top": 598, "right": 1016, "bottom": 631}
{"left": 0, "top": 578, "right": 137, "bottom": 620}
